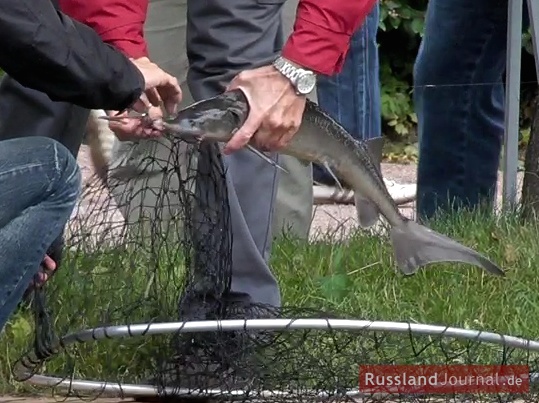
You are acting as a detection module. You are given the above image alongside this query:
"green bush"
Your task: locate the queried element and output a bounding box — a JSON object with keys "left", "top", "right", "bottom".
{"left": 378, "top": 0, "right": 537, "bottom": 146}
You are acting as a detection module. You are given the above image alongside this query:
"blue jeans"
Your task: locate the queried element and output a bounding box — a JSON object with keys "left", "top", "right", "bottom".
{"left": 0, "top": 137, "right": 81, "bottom": 332}
{"left": 414, "top": 0, "right": 529, "bottom": 220}
{"left": 314, "top": 2, "right": 381, "bottom": 184}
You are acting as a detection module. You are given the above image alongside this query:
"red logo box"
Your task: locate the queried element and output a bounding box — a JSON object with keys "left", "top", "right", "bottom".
{"left": 359, "top": 365, "right": 529, "bottom": 394}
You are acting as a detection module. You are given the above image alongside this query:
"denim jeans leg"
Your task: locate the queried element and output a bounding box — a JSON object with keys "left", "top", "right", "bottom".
{"left": 413, "top": 0, "right": 509, "bottom": 221}
{"left": 0, "top": 137, "right": 81, "bottom": 332}
{"left": 314, "top": 2, "right": 381, "bottom": 184}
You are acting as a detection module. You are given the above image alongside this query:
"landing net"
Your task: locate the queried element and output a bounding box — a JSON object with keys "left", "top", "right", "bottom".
{"left": 13, "top": 135, "right": 539, "bottom": 403}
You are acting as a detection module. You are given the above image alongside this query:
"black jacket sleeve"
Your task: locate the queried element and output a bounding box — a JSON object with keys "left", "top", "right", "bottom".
{"left": 0, "top": 0, "right": 145, "bottom": 111}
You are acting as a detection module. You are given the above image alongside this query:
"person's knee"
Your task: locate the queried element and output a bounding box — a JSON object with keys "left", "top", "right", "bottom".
{"left": 50, "top": 139, "right": 82, "bottom": 199}
{"left": 12, "top": 136, "right": 81, "bottom": 201}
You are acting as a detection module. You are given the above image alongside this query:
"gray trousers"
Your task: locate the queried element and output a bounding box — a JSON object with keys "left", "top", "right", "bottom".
{"left": 111, "top": 0, "right": 314, "bottom": 309}
{"left": 140, "top": 0, "right": 313, "bottom": 243}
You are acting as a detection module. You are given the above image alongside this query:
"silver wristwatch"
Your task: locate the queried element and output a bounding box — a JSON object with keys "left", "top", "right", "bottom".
{"left": 272, "top": 56, "right": 317, "bottom": 95}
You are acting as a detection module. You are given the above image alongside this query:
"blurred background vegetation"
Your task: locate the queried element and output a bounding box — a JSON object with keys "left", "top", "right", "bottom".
{"left": 378, "top": 0, "right": 538, "bottom": 162}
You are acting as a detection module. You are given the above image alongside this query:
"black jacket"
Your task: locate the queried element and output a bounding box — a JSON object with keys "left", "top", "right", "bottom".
{"left": 0, "top": 0, "right": 145, "bottom": 111}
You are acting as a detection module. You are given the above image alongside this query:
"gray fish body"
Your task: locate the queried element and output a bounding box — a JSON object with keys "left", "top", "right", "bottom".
{"left": 162, "top": 90, "right": 505, "bottom": 277}
{"left": 287, "top": 100, "right": 404, "bottom": 227}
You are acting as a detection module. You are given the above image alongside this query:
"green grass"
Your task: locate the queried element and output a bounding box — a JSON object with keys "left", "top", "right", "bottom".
{"left": 3, "top": 209, "right": 539, "bottom": 395}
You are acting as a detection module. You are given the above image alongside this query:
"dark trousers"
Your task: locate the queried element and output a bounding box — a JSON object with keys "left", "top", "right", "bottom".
{"left": 413, "top": 0, "right": 530, "bottom": 220}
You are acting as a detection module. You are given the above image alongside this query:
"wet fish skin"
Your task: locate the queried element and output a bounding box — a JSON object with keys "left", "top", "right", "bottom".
{"left": 161, "top": 89, "right": 505, "bottom": 277}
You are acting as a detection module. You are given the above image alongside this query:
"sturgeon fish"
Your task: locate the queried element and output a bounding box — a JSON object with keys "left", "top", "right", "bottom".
{"left": 157, "top": 89, "right": 504, "bottom": 277}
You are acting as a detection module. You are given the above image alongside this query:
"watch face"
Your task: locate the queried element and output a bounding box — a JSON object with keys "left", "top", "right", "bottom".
{"left": 297, "top": 74, "right": 316, "bottom": 95}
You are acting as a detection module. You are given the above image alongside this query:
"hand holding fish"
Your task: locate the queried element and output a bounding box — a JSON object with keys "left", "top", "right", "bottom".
{"left": 223, "top": 65, "right": 306, "bottom": 154}
{"left": 129, "top": 57, "right": 182, "bottom": 116}
{"left": 105, "top": 105, "right": 164, "bottom": 141}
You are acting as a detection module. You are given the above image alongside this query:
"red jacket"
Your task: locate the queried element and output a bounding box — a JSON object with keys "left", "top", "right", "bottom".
{"left": 59, "top": 0, "right": 376, "bottom": 76}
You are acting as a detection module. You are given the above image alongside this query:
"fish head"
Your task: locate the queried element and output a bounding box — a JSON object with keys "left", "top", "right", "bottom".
{"left": 161, "top": 90, "right": 249, "bottom": 142}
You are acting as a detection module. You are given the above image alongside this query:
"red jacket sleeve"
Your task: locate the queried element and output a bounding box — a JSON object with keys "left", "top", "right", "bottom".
{"left": 282, "top": 0, "right": 377, "bottom": 76}
{"left": 58, "top": 0, "right": 149, "bottom": 59}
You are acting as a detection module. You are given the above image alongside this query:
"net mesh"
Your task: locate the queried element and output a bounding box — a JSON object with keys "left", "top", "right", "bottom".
{"left": 12, "top": 135, "right": 539, "bottom": 403}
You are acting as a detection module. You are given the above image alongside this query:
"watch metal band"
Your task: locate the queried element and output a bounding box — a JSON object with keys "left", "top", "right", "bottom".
{"left": 277, "top": 59, "right": 303, "bottom": 82}
{"left": 274, "top": 57, "right": 310, "bottom": 84}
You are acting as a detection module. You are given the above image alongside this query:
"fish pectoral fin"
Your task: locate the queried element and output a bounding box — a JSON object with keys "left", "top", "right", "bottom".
{"left": 354, "top": 193, "right": 381, "bottom": 228}
{"left": 390, "top": 220, "right": 505, "bottom": 277}
{"left": 246, "top": 145, "right": 289, "bottom": 174}
{"left": 322, "top": 162, "right": 344, "bottom": 191}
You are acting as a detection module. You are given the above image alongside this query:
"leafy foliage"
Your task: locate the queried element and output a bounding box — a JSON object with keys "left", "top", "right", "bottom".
{"left": 378, "top": 0, "right": 538, "bottom": 147}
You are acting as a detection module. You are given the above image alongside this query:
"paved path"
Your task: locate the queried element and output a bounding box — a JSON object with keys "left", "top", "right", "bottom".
{"left": 309, "top": 163, "right": 524, "bottom": 239}
{"left": 77, "top": 145, "right": 524, "bottom": 241}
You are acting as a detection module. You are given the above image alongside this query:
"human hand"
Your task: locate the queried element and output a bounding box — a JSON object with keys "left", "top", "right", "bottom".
{"left": 130, "top": 57, "right": 182, "bottom": 115}
{"left": 106, "top": 106, "right": 164, "bottom": 141}
{"left": 223, "top": 65, "right": 306, "bottom": 154}
{"left": 22, "top": 255, "right": 57, "bottom": 300}
{"left": 27, "top": 255, "right": 56, "bottom": 290}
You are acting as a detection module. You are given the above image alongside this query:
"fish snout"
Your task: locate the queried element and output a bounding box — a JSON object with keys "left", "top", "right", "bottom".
{"left": 161, "top": 121, "right": 205, "bottom": 142}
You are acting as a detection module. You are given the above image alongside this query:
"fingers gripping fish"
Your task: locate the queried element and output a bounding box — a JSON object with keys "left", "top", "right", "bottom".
{"left": 156, "top": 89, "right": 505, "bottom": 278}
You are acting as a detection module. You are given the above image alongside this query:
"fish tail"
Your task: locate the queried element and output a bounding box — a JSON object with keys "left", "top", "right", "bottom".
{"left": 390, "top": 220, "right": 505, "bottom": 276}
